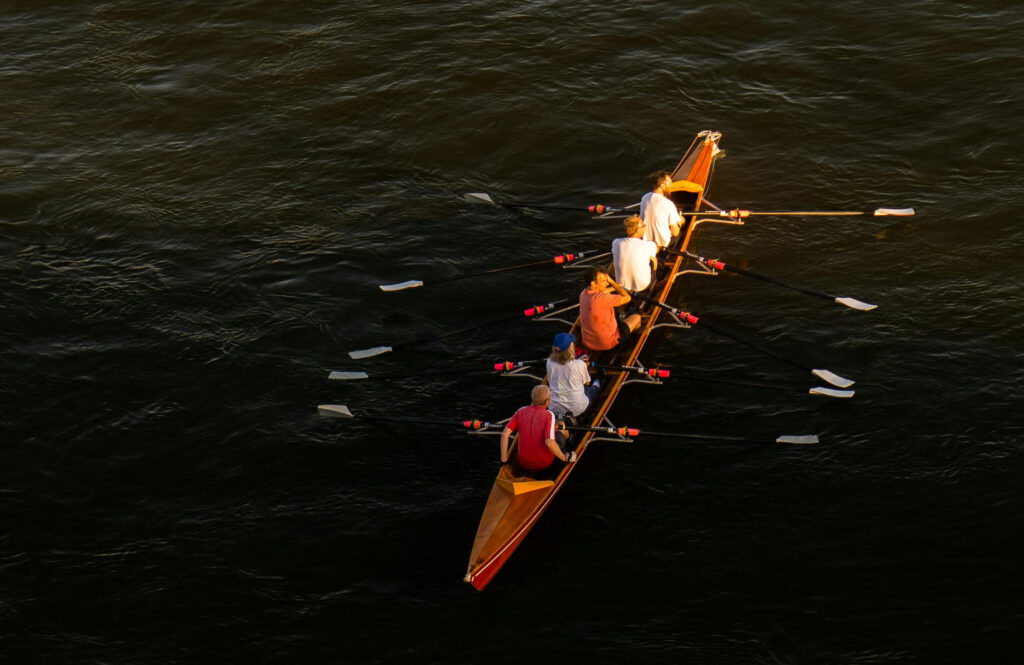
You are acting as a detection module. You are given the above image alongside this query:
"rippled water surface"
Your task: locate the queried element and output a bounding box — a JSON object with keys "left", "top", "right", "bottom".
{"left": 2, "top": 1, "right": 1022, "bottom": 663}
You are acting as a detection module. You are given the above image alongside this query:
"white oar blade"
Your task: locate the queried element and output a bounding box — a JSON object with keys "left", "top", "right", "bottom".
{"left": 379, "top": 280, "right": 423, "bottom": 292}
{"left": 873, "top": 207, "right": 915, "bottom": 216}
{"left": 809, "top": 386, "right": 855, "bottom": 399}
{"left": 317, "top": 404, "right": 354, "bottom": 418}
{"left": 348, "top": 346, "right": 392, "bottom": 360}
{"left": 328, "top": 371, "right": 369, "bottom": 381}
{"left": 812, "top": 369, "right": 855, "bottom": 388}
{"left": 464, "top": 192, "right": 496, "bottom": 205}
{"left": 776, "top": 435, "right": 819, "bottom": 445}
{"left": 835, "top": 296, "right": 877, "bottom": 311}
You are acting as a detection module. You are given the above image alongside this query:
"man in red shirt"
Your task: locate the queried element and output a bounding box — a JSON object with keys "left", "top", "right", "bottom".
{"left": 579, "top": 267, "right": 641, "bottom": 352}
{"left": 500, "top": 385, "right": 576, "bottom": 472}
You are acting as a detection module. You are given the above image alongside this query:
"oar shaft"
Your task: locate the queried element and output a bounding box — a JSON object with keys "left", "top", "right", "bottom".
{"left": 566, "top": 425, "right": 801, "bottom": 444}
{"left": 332, "top": 358, "right": 547, "bottom": 381}
{"left": 395, "top": 299, "right": 568, "bottom": 351}
{"left": 319, "top": 404, "right": 499, "bottom": 429}
{"left": 431, "top": 250, "right": 607, "bottom": 285}
{"left": 501, "top": 202, "right": 613, "bottom": 212}
{"left": 631, "top": 291, "right": 812, "bottom": 373}
{"left": 466, "top": 193, "right": 622, "bottom": 214}
{"left": 689, "top": 317, "right": 811, "bottom": 373}
{"left": 674, "top": 249, "right": 834, "bottom": 302}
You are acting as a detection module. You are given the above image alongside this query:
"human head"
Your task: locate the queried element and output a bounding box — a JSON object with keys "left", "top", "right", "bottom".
{"left": 552, "top": 332, "right": 575, "bottom": 352}
{"left": 550, "top": 332, "right": 576, "bottom": 364}
{"left": 649, "top": 170, "right": 672, "bottom": 192}
{"left": 530, "top": 384, "right": 550, "bottom": 406}
{"left": 584, "top": 266, "right": 608, "bottom": 288}
{"left": 624, "top": 214, "right": 645, "bottom": 237}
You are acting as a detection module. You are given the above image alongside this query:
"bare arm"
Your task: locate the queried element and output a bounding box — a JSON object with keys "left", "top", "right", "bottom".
{"left": 500, "top": 427, "right": 513, "bottom": 464}
{"left": 544, "top": 438, "right": 569, "bottom": 462}
{"left": 606, "top": 276, "right": 632, "bottom": 304}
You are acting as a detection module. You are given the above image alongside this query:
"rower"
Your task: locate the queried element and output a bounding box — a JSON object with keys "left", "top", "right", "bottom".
{"left": 611, "top": 214, "right": 658, "bottom": 292}
{"left": 500, "top": 385, "right": 576, "bottom": 474}
{"left": 546, "top": 332, "right": 601, "bottom": 419}
{"left": 639, "top": 170, "right": 683, "bottom": 249}
{"left": 579, "top": 267, "right": 641, "bottom": 353}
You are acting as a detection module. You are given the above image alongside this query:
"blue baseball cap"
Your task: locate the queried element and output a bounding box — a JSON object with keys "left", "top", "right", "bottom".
{"left": 552, "top": 332, "right": 575, "bottom": 351}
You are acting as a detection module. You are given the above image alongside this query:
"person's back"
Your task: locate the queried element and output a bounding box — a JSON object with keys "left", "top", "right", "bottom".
{"left": 578, "top": 267, "right": 639, "bottom": 353}
{"left": 640, "top": 170, "right": 682, "bottom": 248}
{"left": 507, "top": 403, "right": 556, "bottom": 470}
{"left": 500, "top": 385, "right": 575, "bottom": 472}
{"left": 546, "top": 332, "right": 599, "bottom": 417}
{"left": 612, "top": 214, "right": 658, "bottom": 291}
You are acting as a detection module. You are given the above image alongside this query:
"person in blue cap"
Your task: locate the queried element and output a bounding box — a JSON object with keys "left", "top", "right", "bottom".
{"left": 546, "top": 332, "right": 601, "bottom": 418}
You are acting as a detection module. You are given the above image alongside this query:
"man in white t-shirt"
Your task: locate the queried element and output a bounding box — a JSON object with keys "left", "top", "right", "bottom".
{"left": 611, "top": 214, "right": 658, "bottom": 292}
{"left": 639, "top": 170, "right": 682, "bottom": 248}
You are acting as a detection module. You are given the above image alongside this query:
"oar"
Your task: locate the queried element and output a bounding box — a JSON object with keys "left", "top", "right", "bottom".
{"left": 588, "top": 363, "right": 853, "bottom": 398}
{"left": 347, "top": 298, "right": 569, "bottom": 359}
{"left": 465, "top": 192, "right": 624, "bottom": 215}
{"left": 379, "top": 250, "right": 608, "bottom": 292}
{"left": 318, "top": 404, "right": 501, "bottom": 430}
{"left": 690, "top": 208, "right": 913, "bottom": 218}
{"left": 632, "top": 292, "right": 854, "bottom": 388}
{"left": 664, "top": 248, "right": 876, "bottom": 311}
{"left": 319, "top": 405, "right": 815, "bottom": 444}
{"left": 567, "top": 425, "right": 818, "bottom": 445}
{"left": 328, "top": 358, "right": 546, "bottom": 381}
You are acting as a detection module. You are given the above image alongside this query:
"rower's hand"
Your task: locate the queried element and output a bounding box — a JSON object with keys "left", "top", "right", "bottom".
{"left": 565, "top": 451, "right": 577, "bottom": 463}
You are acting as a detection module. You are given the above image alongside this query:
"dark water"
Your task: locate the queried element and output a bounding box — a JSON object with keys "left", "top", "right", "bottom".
{"left": 2, "top": 1, "right": 1022, "bottom": 662}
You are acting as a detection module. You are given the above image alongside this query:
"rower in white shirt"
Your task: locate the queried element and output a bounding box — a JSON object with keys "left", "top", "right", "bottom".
{"left": 639, "top": 170, "right": 683, "bottom": 248}
{"left": 611, "top": 214, "right": 658, "bottom": 292}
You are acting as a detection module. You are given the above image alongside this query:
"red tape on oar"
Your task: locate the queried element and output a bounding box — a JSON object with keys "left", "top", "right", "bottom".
{"left": 524, "top": 302, "right": 555, "bottom": 316}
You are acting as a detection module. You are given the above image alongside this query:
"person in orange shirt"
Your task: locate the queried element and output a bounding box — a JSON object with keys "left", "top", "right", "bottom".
{"left": 578, "top": 267, "right": 641, "bottom": 352}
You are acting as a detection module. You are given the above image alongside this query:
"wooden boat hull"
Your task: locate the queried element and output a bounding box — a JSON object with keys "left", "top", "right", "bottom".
{"left": 465, "top": 131, "right": 723, "bottom": 590}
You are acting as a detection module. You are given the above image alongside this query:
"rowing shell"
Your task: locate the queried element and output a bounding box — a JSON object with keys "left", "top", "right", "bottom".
{"left": 464, "top": 130, "right": 729, "bottom": 590}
